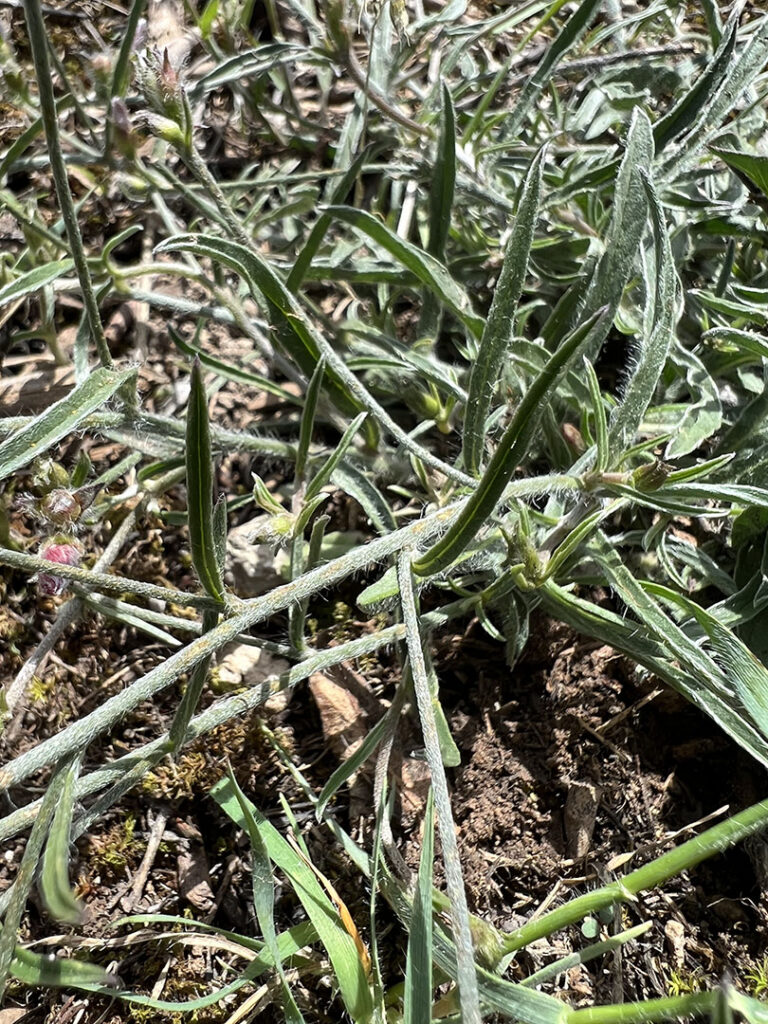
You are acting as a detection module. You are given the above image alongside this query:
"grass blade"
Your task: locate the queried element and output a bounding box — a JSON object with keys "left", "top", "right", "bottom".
{"left": 404, "top": 788, "right": 434, "bottom": 1024}
{"left": 211, "top": 776, "right": 374, "bottom": 1023}
{"left": 462, "top": 145, "right": 546, "bottom": 475}
{"left": 227, "top": 767, "right": 305, "bottom": 1024}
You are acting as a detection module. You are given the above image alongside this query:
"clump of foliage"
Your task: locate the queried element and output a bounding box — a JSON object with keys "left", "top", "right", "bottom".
{"left": 3, "top": 0, "right": 768, "bottom": 1021}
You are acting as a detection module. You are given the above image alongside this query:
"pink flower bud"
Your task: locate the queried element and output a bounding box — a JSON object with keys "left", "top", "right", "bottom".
{"left": 38, "top": 543, "right": 81, "bottom": 596}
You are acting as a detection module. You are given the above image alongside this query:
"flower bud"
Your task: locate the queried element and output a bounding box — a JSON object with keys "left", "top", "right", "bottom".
{"left": 111, "top": 98, "right": 138, "bottom": 159}
{"left": 40, "top": 489, "right": 82, "bottom": 527}
{"left": 30, "top": 458, "right": 69, "bottom": 495}
{"left": 632, "top": 460, "right": 671, "bottom": 492}
{"left": 38, "top": 543, "right": 81, "bottom": 596}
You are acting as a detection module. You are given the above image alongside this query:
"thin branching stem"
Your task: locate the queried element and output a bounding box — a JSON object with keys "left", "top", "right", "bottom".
{"left": 397, "top": 548, "right": 481, "bottom": 1024}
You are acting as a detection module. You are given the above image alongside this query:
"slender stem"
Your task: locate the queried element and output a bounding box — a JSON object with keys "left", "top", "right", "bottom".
{"left": 22, "top": 0, "right": 113, "bottom": 369}
{"left": 503, "top": 796, "right": 768, "bottom": 953}
{"left": 566, "top": 992, "right": 715, "bottom": 1024}
{"left": 0, "top": 547, "right": 223, "bottom": 611}
{"left": 397, "top": 549, "right": 481, "bottom": 1024}
{"left": 0, "top": 625, "right": 407, "bottom": 856}
{"left": 0, "top": 502, "right": 464, "bottom": 792}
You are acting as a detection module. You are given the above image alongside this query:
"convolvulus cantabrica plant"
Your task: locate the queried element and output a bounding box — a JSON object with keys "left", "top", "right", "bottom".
{"left": 2, "top": 0, "right": 768, "bottom": 1019}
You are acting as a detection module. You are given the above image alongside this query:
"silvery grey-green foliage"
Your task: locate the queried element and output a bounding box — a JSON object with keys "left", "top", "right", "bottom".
{"left": 6, "top": 0, "right": 768, "bottom": 1020}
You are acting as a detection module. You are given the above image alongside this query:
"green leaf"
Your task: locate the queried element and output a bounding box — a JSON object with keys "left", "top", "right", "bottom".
{"left": 296, "top": 357, "right": 325, "bottom": 482}
{"left": 10, "top": 942, "right": 117, "bottom": 991}
{"left": 404, "top": 788, "right": 434, "bottom": 1024}
{"left": 0, "top": 365, "right": 135, "bottom": 483}
{"left": 331, "top": 463, "right": 396, "bottom": 535}
{"left": 288, "top": 146, "right": 373, "bottom": 292}
{"left": 665, "top": 344, "right": 722, "bottom": 459}
{"left": 580, "top": 107, "right": 654, "bottom": 357}
{"left": 39, "top": 756, "right": 83, "bottom": 925}
{"left": 711, "top": 145, "right": 768, "bottom": 202}
{"left": 168, "top": 610, "right": 217, "bottom": 751}
{"left": 322, "top": 205, "right": 484, "bottom": 338}
{"left": 492, "top": 0, "right": 602, "bottom": 148}
{"left": 198, "top": 0, "right": 219, "bottom": 36}
{"left": 170, "top": 326, "right": 302, "bottom": 405}
{"left": 0, "top": 259, "right": 74, "bottom": 307}
{"left": 414, "top": 307, "right": 610, "bottom": 577}
{"left": 428, "top": 83, "right": 456, "bottom": 261}
{"left": 607, "top": 168, "right": 676, "bottom": 461}
{"left": 211, "top": 776, "right": 374, "bottom": 1023}
{"left": 316, "top": 713, "right": 391, "bottom": 820}
{"left": 155, "top": 234, "right": 369, "bottom": 433}
{"left": 584, "top": 359, "right": 608, "bottom": 473}
{"left": 662, "top": 15, "right": 768, "bottom": 171}
{"left": 462, "top": 145, "right": 546, "bottom": 475}
{"left": 190, "top": 42, "right": 310, "bottom": 96}
{"left": 652, "top": 16, "right": 737, "bottom": 154}
{"left": 651, "top": 589, "right": 768, "bottom": 738}
{"left": 305, "top": 412, "right": 367, "bottom": 502}
{"left": 185, "top": 358, "right": 225, "bottom": 603}
{"left": 111, "top": 917, "right": 316, "bottom": 1011}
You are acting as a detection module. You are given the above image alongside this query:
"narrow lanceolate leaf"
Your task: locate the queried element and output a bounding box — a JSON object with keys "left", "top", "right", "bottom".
{"left": 0, "top": 366, "right": 135, "bottom": 483}
{"left": 296, "top": 357, "right": 326, "bottom": 482}
{"left": 39, "top": 755, "right": 83, "bottom": 925}
{"left": 186, "top": 359, "right": 225, "bottom": 603}
{"left": 155, "top": 234, "right": 367, "bottom": 429}
{"left": 404, "top": 789, "right": 434, "bottom": 1024}
{"left": 228, "top": 768, "right": 304, "bottom": 1024}
{"left": 168, "top": 610, "right": 217, "bottom": 751}
{"left": 428, "top": 83, "right": 456, "bottom": 261}
{"left": 10, "top": 942, "right": 117, "bottom": 991}
{"left": 414, "top": 307, "right": 609, "bottom": 578}
{"left": 0, "top": 259, "right": 74, "bottom": 306}
{"left": 462, "top": 145, "right": 546, "bottom": 476}
{"left": 322, "top": 206, "right": 484, "bottom": 338}
{"left": 652, "top": 14, "right": 737, "bottom": 154}
{"left": 0, "top": 759, "right": 66, "bottom": 1000}
{"left": 288, "top": 145, "right": 372, "bottom": 293}
{"left": 581, "top": 108, "right": 654, "bottom": 357}
{"left": 665, "top": 594, "right": 768, "bottom": 738}
{"left": 211, "top": 776, "right": 374, "bottom": 1023}
{"left": 305, "top": 412, "right": 367, "bottom": 502}
{"left": 492, "top": 0, "right": 601, "bottom": 148}
{"left": 711, "top": 145, "right": 768, "bottom": 202}
{"left": 608, "top": 169, "right": 677, "bottom": 461}
{"left": 664, "top": 15, "right": 768, "bottom": 171}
